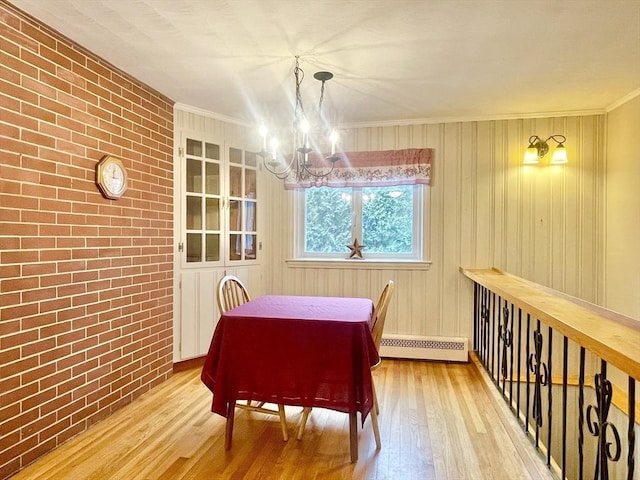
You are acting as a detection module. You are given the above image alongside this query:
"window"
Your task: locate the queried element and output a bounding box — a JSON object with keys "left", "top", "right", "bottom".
{"left": 296, "top": 184, "right": 423, "bottom": 260}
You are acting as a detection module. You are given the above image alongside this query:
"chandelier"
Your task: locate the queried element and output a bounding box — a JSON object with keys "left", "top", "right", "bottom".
{"left": 257, "top": 56, "right": 340, "bottom": 181}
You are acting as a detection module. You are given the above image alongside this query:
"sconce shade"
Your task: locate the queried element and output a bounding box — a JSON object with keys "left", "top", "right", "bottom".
{"left": 524, "top": 146, "right": 540, "bottom": 164}
{"left": 550, "top": 144, "right": 568, "bottom": 164}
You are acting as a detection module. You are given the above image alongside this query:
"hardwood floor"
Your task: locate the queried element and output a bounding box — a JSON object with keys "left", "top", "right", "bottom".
{"left": 11, "top": 358, "right": 556, "bottom": 480}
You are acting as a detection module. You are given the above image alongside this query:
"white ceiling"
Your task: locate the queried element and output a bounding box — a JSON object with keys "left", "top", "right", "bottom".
{"left": 9, "top": 0, "right": 640, "bottom": 126}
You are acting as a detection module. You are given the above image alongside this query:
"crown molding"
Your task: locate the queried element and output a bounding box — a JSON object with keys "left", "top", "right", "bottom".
{"left": 606, "top": 88, "right": 640, "bottom": 112}
{"left": 339, "top": 109, "right": 606, "bottom": 129}
{"left": 174, "top": 101, "right": 616, "bottom": 130}
{"left": 173, "top": 103, "right": 251, "bottom": 127}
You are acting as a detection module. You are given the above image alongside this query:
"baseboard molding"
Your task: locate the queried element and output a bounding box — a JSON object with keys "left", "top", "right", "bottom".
{"left": 173, "top": 356, "right": 205, "bottom": 372}
{"left": 379, "top": 334, "right": 468, "bottom": 362}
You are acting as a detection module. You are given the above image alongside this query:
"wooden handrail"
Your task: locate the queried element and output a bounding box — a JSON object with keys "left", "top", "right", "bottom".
{"left": 461, "top": 267, "right": 640, "bottom": 382}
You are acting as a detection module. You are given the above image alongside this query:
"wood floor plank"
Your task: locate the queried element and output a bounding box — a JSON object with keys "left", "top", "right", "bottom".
{"left": 10, "top": 359, "right": 557, "bottom": 480}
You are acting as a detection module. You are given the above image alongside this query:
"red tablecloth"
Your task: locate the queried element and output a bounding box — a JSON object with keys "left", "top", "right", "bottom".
{"left": 201, "top": 295, "right": 378, "bottom": 423}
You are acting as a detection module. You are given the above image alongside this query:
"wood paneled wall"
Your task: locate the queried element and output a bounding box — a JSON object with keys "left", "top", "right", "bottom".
{"left": 261, "top": 115, "right": 605, "bottom": 340}
{"left": 604, "top": 94, "right": 640, "bottom": 319}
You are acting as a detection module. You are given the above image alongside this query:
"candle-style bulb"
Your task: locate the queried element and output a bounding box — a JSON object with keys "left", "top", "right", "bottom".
{"left": 330, "top": 129, "right": 338, "bottom": 155}
{"left": 259, "top": 125, "right": 268, "bottom": 151}
{"left": 300, "top": 117, "right": 310, "bottom": 148}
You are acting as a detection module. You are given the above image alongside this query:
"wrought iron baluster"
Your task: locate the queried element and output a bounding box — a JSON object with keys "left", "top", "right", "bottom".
{"left": 516, "top": 308, "right": 522, "bottom": 422}
{"left": 509, "top": 303, "right": 515, "bottom": 408}
{"left": 546, "top": 327, "right": 553, "bottom": 467}
{"left": 528, "top": 323, "right": 548, "bottom": 437}
{"left": 628, "top": 377, "right": 636, "bottom": 480}
{"left": 579, "top": 347, "right": 585, "bottom": 480}
{"left": 473, "top": 283, "right": 479, "bottom": 351}
{"left": 480, "top": 287, "right": 490, "bottom": 367}
{"left": 561, "top": 336, "right": 568, "bottom": 480}
{"left": 496, "top": 295, "right": 503, "bottom": 388}
{"left": 499, "top": 300, "right": 512, "bottom": 394}
{"left": 586, "top": 362, "right": 622, "bottom": 480}
{"left": 525, "top": 313, "right": 532, "bottom": 435}
{"left": 491, "top": 292, "right": 496, "bottom": 382}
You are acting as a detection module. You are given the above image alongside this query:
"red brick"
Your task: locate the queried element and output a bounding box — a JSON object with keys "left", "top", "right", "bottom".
{"left": 37, "top": 343, "right": 70, "bottom": 363}
{"left": 40, "top": 45, "right": 72, "bottom": 70}
{"left": 40, "top": 392, "right": 73, "bottom": 417}
{"left": 21, "top": 21, "right": 57, "bottom": 50}
{"left": 21, "top": 312, "right": 56, "bottom": 330}
{"left": 1, "top": 329, "right": 38, "bottom": 349}
{"left": 0, "top": 355, "right": 38, "bottom": 380}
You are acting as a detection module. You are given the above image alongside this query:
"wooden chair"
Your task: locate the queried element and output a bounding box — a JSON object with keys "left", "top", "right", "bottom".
{"left": 370, "top": 280, "right": 394, "bottom": 415}
{"left": 216, "top": 274, "right": 250, "bottom": 314}
{"left": 216, "top": 275, "right": 289, "bottom": 447}
{"left": 297, "top": 281, "right": 395, "bottom": 451}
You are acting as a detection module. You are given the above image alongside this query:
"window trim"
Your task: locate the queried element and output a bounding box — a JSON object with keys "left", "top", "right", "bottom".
{"left": 293, "top": 184, "right": 426, "bottom": 262}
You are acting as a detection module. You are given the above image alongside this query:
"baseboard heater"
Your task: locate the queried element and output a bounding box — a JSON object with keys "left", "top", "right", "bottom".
{"left": 379, "top": 334, "right": 468, "bottom": 362}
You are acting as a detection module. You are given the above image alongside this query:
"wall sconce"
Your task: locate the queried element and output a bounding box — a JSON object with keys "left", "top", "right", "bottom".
{"left": 523, "top": 134, "right": 568, "bottom": 165}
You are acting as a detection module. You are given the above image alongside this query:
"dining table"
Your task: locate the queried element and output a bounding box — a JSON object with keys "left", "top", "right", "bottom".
{"left": 200, "top": 294, "right": 378, "bottom": 462}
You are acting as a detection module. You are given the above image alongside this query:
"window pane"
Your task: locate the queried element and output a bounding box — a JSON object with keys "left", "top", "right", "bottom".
{"left": 245, "top": 169, "right": 256, "bottom": 198}
{"left": 229, "top": 234, "right": 242, "bottom": 260}
{"left": 245, "top": 201, "right": 256, "bottom": 232}
{"left": 186, "top": 233, "right": 202, "bottom": 262}
{"left": 205, "top": 162, "right": 219, "bottom": 195}
{"left": 229, "top": 200, "right": 241, "bottom": 231}
{"left": 205, "top": 142, "right": 219, "bottom": 160}
{"left": 362, "top": 185, "right": 413, "bottom": 253}
{"left": 229, "top": 147, "right": 242, "bottom": 164}
{"left": 245, "top": 151, "right": 257, "bottom": 167}
{"left": 245, "top": 234, "right": 257, "bottom": 260}
{"left": 205, "top": 198, "right": 220, "bottom": 230}
{"left": 229, "top": 166, "right": 242, "bottom": 197}
{"left": 186, "top": 196, "right": 202, "bottom": 230}
{"left": 205, "top": 234, "right": 220, "bottom": 261}
{"left": 186, "top": 138, "right": 202, "bottom": 157}
{"left": 186, "top": 159, "right": 202, "bottom": 193}
{"left": 304, "top": 187, "right": 352, "bottom": 253}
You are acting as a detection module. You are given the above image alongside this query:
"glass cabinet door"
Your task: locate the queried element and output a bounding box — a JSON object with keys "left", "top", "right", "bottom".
{"left": 185, "top": 138, "right": 222, "bottom": 265}
{"left": 228, "top": 148, "right": 258, "bottom": 262}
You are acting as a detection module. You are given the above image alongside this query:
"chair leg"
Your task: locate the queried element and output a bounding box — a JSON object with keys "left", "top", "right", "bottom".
{"left": 372, "top": 380, "right": 380, "bottom": 415}
{"left": 225, "top": 400, "right": 236, "bottom": 450}
{"left": 297, "top": 407, "right": 312, "bottom": 440}
{"left": 278, "top": 404, "right": 288, "bottom": 441}
{"left": 370, "top": 403, "right": 381, "bottom": 449}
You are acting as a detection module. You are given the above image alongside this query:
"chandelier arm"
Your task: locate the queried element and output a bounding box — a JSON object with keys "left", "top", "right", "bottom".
{"left": 263, "top": 161, "right": 292, "bottom": 180}
{"left": 300, "top": 161, "right": 335, "bottom": 179}
{"left": 263, "top": 153, "right": 297, "bottom": 178}
{"left": 262, "top": 160, "right": 288, "bottom": 176}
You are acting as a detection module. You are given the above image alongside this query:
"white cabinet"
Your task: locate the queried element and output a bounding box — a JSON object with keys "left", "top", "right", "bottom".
{"left": 174, "top": 130, "right": 261, "bottom": 360}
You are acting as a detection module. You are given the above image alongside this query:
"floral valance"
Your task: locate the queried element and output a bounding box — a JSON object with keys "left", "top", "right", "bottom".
{"left": 283, "top": 148, "right": 433, "bottom": 190}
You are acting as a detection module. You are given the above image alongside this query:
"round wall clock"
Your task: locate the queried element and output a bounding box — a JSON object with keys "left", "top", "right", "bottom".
{"left": 96, "top": 155, "right": 128, "bottom": 199}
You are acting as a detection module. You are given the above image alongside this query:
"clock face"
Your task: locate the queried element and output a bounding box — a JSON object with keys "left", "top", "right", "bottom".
{"left": 96, "top": 156, "right": 127, "bottom": 199}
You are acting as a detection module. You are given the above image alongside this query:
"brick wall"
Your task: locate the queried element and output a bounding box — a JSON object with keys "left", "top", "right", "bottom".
{"left": 0, "top": 2, "right": 174, "bottom": 477}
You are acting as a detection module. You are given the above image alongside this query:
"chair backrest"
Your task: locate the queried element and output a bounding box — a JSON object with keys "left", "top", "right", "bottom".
{"left": 370, "top": 280, "right": 395, "bottom": 350}
{"left": 217, "top": 275, "right": 250, "bottom": 314}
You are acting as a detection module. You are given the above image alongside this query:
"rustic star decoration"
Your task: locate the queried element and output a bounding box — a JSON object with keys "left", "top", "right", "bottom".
{"left": 346, "top": 238, "right": 366, "bottom": 259}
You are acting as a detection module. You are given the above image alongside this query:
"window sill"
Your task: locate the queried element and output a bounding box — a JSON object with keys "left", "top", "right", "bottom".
{"left": 285, "top": 258, "right": 432, "bottom": 271}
